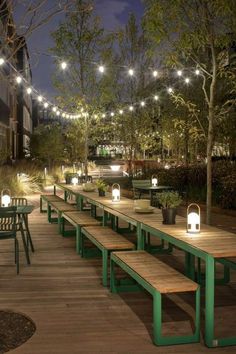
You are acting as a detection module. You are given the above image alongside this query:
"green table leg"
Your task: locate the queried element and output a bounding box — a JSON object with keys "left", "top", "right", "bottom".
{"left": 205, "top": 255, "right": 216, "bottom": 347}
{"left": 76, "top": 225, "right": 81, "bottom": 254}
{"left": 137, "top": 223, "right": 145, "bottom": 250}
{"left": 102, "top": 249, "right": 108, "bottom": 287}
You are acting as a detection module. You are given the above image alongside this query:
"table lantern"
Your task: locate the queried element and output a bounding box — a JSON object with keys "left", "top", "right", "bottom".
{"left": 1, "top": 189, "right": 11, "bottom": 207}
{"left": 187, "top": 203, "right": 200, "bottom": 233}
{"left": 151, "top": 175, "right": 158, "bottom": 187}
{"left": 71, "top": 177, "right": 79, "bottom": 186}
{"left": 112, "top": 183, "right": 120, "bottom": 202}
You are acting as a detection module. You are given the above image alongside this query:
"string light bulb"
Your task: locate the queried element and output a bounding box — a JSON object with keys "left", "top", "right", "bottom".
{"left": 61, "top": 62, "right": 67, "bottom": 70}
{"left": 52, "top": 107, "right": 57, "bottom": 112}
{"left": 128, "top": 68, "right": 134, "bottom": 76}
{"left": 98, "top": 65, "right": 105, "bottom": 73}
{"left": 195, "top": 69, "right": 200, "bottom": 75}
{"left": 177, "top": 70, "right": 182, "bottom": 76}
{"left": 119, "top": 109, "right": 123, "bottom": 115}
{"left": 37, "top": 95, "right": 43, "bottom": 102}
{"left": 140, "top": 101, "right": 145, "bottom": 107}
{"left": 44, "top": 102, "right": 49, "bottom": 108}
{"left": 129, "top": 105, "right": 134, "bottom": 111}
{"left": 16, "top": 76, "right": 22, "bottom": 84}
{"left": 167, "top": 87, "right": 173, "bottom": 93}
{"left": 110, "top": 112, "right": 114, "bottom": 117}
{"left": 0, "top": 58, "right": 5, "bottom": 65}
{"left": 153, "top": 70, "right": 158, "bottom": 77}
{"left": 154, "top": 95, "right": 159, "bottom": 101}
{"left": 26, "top": 87, "right": 32, "bottom": 94}
{"left": 102, "top": 114, "right": 106, "bottom": 118}
{"left": 185, "top": 77, "right": 190, "bottom": 84}
{"left": 56, "top": 111, "right": 60, "bottom": 116}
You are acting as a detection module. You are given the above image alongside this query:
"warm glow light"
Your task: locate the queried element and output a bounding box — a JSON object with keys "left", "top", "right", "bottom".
{"left": 153, "top": 70, "right": 158, "bottom": 77}
{"left": 61, "top": 61, "right": 67, "bottom": 70}
{"left": 140, "top": 101, "right": 145, "bottom": 107}
{"left": 1, "top": 189, "right": 11, "bottom": 207}
{"left": 112, "top": 183, "right": 120, "bottom": 202}
{"left": 167, "top": 87, "right": 173, "bottom": 93}
{"left": 151, "top": 175, "right": 158, "bottom": 187}
{"left": 110, "top": 165, "right": 120, "bottom": 172}
{"left": 119, "top": 109, "right": 123, "bottom": 115}
{"left": 102, "top": 114, "right": 106, "bottom": 118}
{"left": 0, "top": 58, "right": 4, "bottom": 65}
{"left": 16, "top": 76, "right": 22, "bottom": 84}
{"left": 98, "top": 65, "right": 105, "bottom": 73}
{"left": 56, "top": 111, "right": 60, "bottom": 116}
{"left": 52, "top": 106, "right": 57, "bottom": 112}
{"left": 38, "top": 95, "right": 43, "bottom": 102}
{"left": 195, "top": 69, "right": 200, "bottom": 75}
{"left": 71, "top": 177, "right": 79, "bottom": 186}
{"left": 129, "top": 105, "right": 134, "bottom": 111}
{"left": 177, "top": 70, "right": 182, "bottom": 76}
{"left": 185, "top": 77, "right": 190, "bottom": 84}
{"left": 128, "top": 68, "right": 134, "bottom": 76}
{"left": 26, "top": 87, "right": 32, "bottom": 94}
{"left": 44, "top": 102, "right": 49, "bottom": 108}
{"left": 154, "top": 95, "right": 159, "bottom": 101}
{"left": 187, "top": 203, "right": 201, "bottom": 233}
{"left": 62, "top": 113, "right": 65, "bottom": 117}
{"left": 111, "top": 112, "right": 114, "bottom": 117}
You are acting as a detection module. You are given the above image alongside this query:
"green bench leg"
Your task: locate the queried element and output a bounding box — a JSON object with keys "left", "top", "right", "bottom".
{"left": 153, "top": 287, "right": 200, "bottom": 346}
{"left": 110, "top": 258, "right": 117, "bottom": 293}
{"left": 102, "top": 249, "right": 108, "bottom": 287}
{"left": 76, "top": 225, "right": 82, "bottom": 254}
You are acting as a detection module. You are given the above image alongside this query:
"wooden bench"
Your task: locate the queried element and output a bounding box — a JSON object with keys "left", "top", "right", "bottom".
{"left": 81, "top": 226, "right": 135, "bottom": 287}
{"left": 132, "top": 179, "right": 151, "bottom": 199}
{"left": 40, "top": 194, "right": 63, "bottom": 213}
{"left": 47, "top": 200, "right": 77, "bottom": 233}
{"left": 110, "top": 250, "right": 200, "bottom": 346}
{"left": 61, "top": 211, "right": 101, "bottom": 253}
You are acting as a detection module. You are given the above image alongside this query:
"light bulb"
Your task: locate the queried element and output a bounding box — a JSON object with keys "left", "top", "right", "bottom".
{"left": 26, "top": 87, "right": 32, "bottom": 94}
{"left": 129, "top": 106, "right": 134, "bottom": 111}
{"left": 154, "top": 95, "right": 159, "bottom": 101}
{"left": 44, "top": 102, "right": 49, "bottom": 108}
{"left": 185, "top": 77, "right": 190, "bottom": 84}
{"left": 167, "top": 87, "right": 173, "bottom": 93}
{"left": 110, "top": 112, "right": 114, "bottom": 117}
{"left": 119, "top": 110, "right": 123, "bottom": 115}
{"left": 56, "top": 111, "right": 60, "bottom": 116}
{"left": 61, "top": 61, "right": 67, "bottom": 70}
{"left": 0, "top": 58, "right": 4, "bottom": 65}
{"left": 153, "top": 70, "right": 158, "bottom": 77}
{"left": 98, "top": 65, "right": 105, "bottom": 73}
{"left": 140, "top": 101, "right": 145, "bottom": 107}
{"left": 195, "top": 69, "right": 200, "bottom": 75}
{"left": 52, "top": 106, "right": 57, "bottom": 112}
{"left": 38, "top": 95, "right": 43, "bottom": 102}
{"left": 102, "top": 114, "right": 106, "bottom": 118}
{"left": 16, "top": 76, "right": 22, "bottom": 84}
{"left": 177, "top": 70, "right": 182, "bottom": 76}
{"left": 128, "top": 68, "right": 134, "bottom": 76}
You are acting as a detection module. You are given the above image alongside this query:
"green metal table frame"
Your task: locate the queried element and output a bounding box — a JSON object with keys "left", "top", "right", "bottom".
{"left": 140, "top": 223, "right": 236, "bottom": 348}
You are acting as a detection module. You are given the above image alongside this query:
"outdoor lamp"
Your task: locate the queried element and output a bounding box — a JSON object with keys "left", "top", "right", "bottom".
{"left": 71, "top": 177, "right": 78, "bottom": 186}
{"left": 187, "top": 203, "right": 200, "bottom": 233}
{"left": 151, "top": 175, "right": 158, "bottom": 187}
{"left": 112, "top": 183, "right": 120, "bottom": 202}
{"left": 1, "top": 189, "right": 11, "bottom": 207}
{"left": 110, "top": 165, "right": 120, "bottom": 172}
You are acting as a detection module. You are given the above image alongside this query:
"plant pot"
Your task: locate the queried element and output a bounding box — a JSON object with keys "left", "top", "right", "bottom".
{"left": 98, "top": 189, "right": 105, "bottom": 197}
{"left": 162, "top": 208, "right": 177, "bottom": 225}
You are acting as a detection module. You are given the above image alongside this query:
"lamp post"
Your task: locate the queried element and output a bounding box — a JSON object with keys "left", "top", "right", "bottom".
{"left": 187, "top": 203, "right": 200, "bottom": 233}
{"left": 1, "top": 189, "right": 11, "bottom": 207}
{"left": 112, "top": 183, "right": 120, "bottom": 202}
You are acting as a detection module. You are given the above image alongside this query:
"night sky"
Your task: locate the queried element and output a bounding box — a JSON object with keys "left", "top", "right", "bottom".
{"left": 19, "top": 0, "right": 144, "bottom": 98}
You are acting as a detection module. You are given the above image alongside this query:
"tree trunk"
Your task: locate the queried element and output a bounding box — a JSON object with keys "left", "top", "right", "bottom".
{"left": 206, "top": 109, "right": 214, "bottom": 224}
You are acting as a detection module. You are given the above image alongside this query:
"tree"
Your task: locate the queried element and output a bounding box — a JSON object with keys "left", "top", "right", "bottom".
{"left": 50, "top": 0, "right": 117, "bottom": 179}
{"left": 144, "top": 0, "right": 236, "bottom": 223}
{"left": 30, "top": 124, "right": 65, "bottom": 169}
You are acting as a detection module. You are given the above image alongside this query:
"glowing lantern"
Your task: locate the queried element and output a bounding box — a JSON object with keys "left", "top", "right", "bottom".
{"left": 187, "top": 203, "right": 200, "bottom": 233}
{"left": 71, "top": 177, "right": 78, "bottom": 186}
{"left": 151, "top": 175, "right": 158, "bottom": 187}
{"left": 112, "top": 183, "right": 120, "bottom": 202}
{"left": 1, "top": 189, "right": 11, "bottom": 207}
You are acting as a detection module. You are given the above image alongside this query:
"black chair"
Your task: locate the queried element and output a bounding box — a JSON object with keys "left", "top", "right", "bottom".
{"left": 0, "top": 206, "right": 19, "bottom": 273}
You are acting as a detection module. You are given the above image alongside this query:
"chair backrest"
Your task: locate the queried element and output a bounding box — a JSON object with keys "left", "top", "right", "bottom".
{"left": 11, "top": 197, "right": 28, "bottom": 206}
{"left": 0, "top": 206, "right": 17, "bottom": 232}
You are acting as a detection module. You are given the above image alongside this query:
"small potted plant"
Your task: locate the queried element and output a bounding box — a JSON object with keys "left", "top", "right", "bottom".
{"left": 158, "top": 191, "right": 182, "bottom": 225}
{"left": 96, "top": 179, "right": 108, "bottom": 197}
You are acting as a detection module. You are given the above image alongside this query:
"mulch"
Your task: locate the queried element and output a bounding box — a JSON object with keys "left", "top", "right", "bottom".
{"left": 0, "top": 311, "right": 36, "bottom": 353}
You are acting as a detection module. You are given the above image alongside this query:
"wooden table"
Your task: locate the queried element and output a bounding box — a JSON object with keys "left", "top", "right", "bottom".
{"left": 140, "top": 212, "right": 236, "bottom": 348}
{"left": 135, "top": 185, "right": 173, "bottom": 205}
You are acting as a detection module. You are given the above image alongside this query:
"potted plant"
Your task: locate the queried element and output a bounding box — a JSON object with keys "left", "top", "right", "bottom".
{"left": 96, "top": 179, "right": 108, "bottom": 197}
{"left": 158, "top": 191, "right": 182, "bottom": 225}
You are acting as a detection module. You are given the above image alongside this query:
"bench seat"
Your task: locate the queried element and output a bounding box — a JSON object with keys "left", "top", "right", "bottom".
{"left": 47, "top": 200, "right": 77, "bottom": 232}
{"left": 40, "top": 194, "right": 63, "bottom": 213}
{"left": 81, "top": 226, "right": 135, "bottom": 286}
{"left": 61, "top": 211, "right": 101, "bottom": 252}
{"left": 110, "top": 250, "right": 200, "bottom": 346}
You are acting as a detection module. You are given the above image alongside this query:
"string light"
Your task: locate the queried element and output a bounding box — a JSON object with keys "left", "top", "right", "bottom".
{"left": 61, "top": 62, "right": 67, "bottom": 70}
{"left": 129, "top": 105, "right": 134, "bottom": 111}
{"left": 52, "top": 106, "right": 57, "bottom": 112}
{"left": 140, "top": 101, "right": 145, "bottom": 107}
{"left": 195, "top": 69, "right": 200, "bottom": 75}
{"left": 26, "top": 87, "right": 32, "bottom": 94}
{"left": 128, "top": 68, "right": 134, "bottom": 76}
{"left": 16, "top": 76, "right": 22, "bottom": 84}
{"left": 37, "top": 95, "right": 43, "bottom": 102}
{"left": 56, "top": 111, "right": 60, "bottom": 116}
{"left": 177, "top": 70, "right": 182, "bottom": 76}
{"left": 153, "top": 70, "right": 158, "bottom": 77}
{"left": 111, "top": 112, "right": 114, "bottom": 117}
{"left": 44, "top": 102, "right": 49, "bottom": 108}
{"left": 185, "top": 77, "right": 190, "bottom": 84}
{"left": 98, "top": 65, "right": 105, "bottom": 73}
{"left": 154, "top": 95, "right": 159, "bottom": 101}
{"left": 102, "top": 114, "right": 106, "bottom": 118}
{"left": 0, "top": 58, "right": 5, "bottom": 65}
{"left": 167, "top": 87, "right": 173, "bottom": 93}
{"left": 119, "top": 109, "right": 123, "bottom": 115}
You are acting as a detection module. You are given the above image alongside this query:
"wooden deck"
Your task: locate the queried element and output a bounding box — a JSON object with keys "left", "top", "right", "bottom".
{"left": 0, "top": 204, "right": 236, "bottom": 353}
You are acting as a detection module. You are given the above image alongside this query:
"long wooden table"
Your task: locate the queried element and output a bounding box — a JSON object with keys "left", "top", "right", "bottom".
{"left": 54, "top": 183, "right": 236, "bottom": 348}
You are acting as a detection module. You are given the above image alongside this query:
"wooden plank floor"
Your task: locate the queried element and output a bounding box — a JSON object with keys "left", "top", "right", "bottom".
{"left": 0, "top": 204, "right": 236, "bottom": 353}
